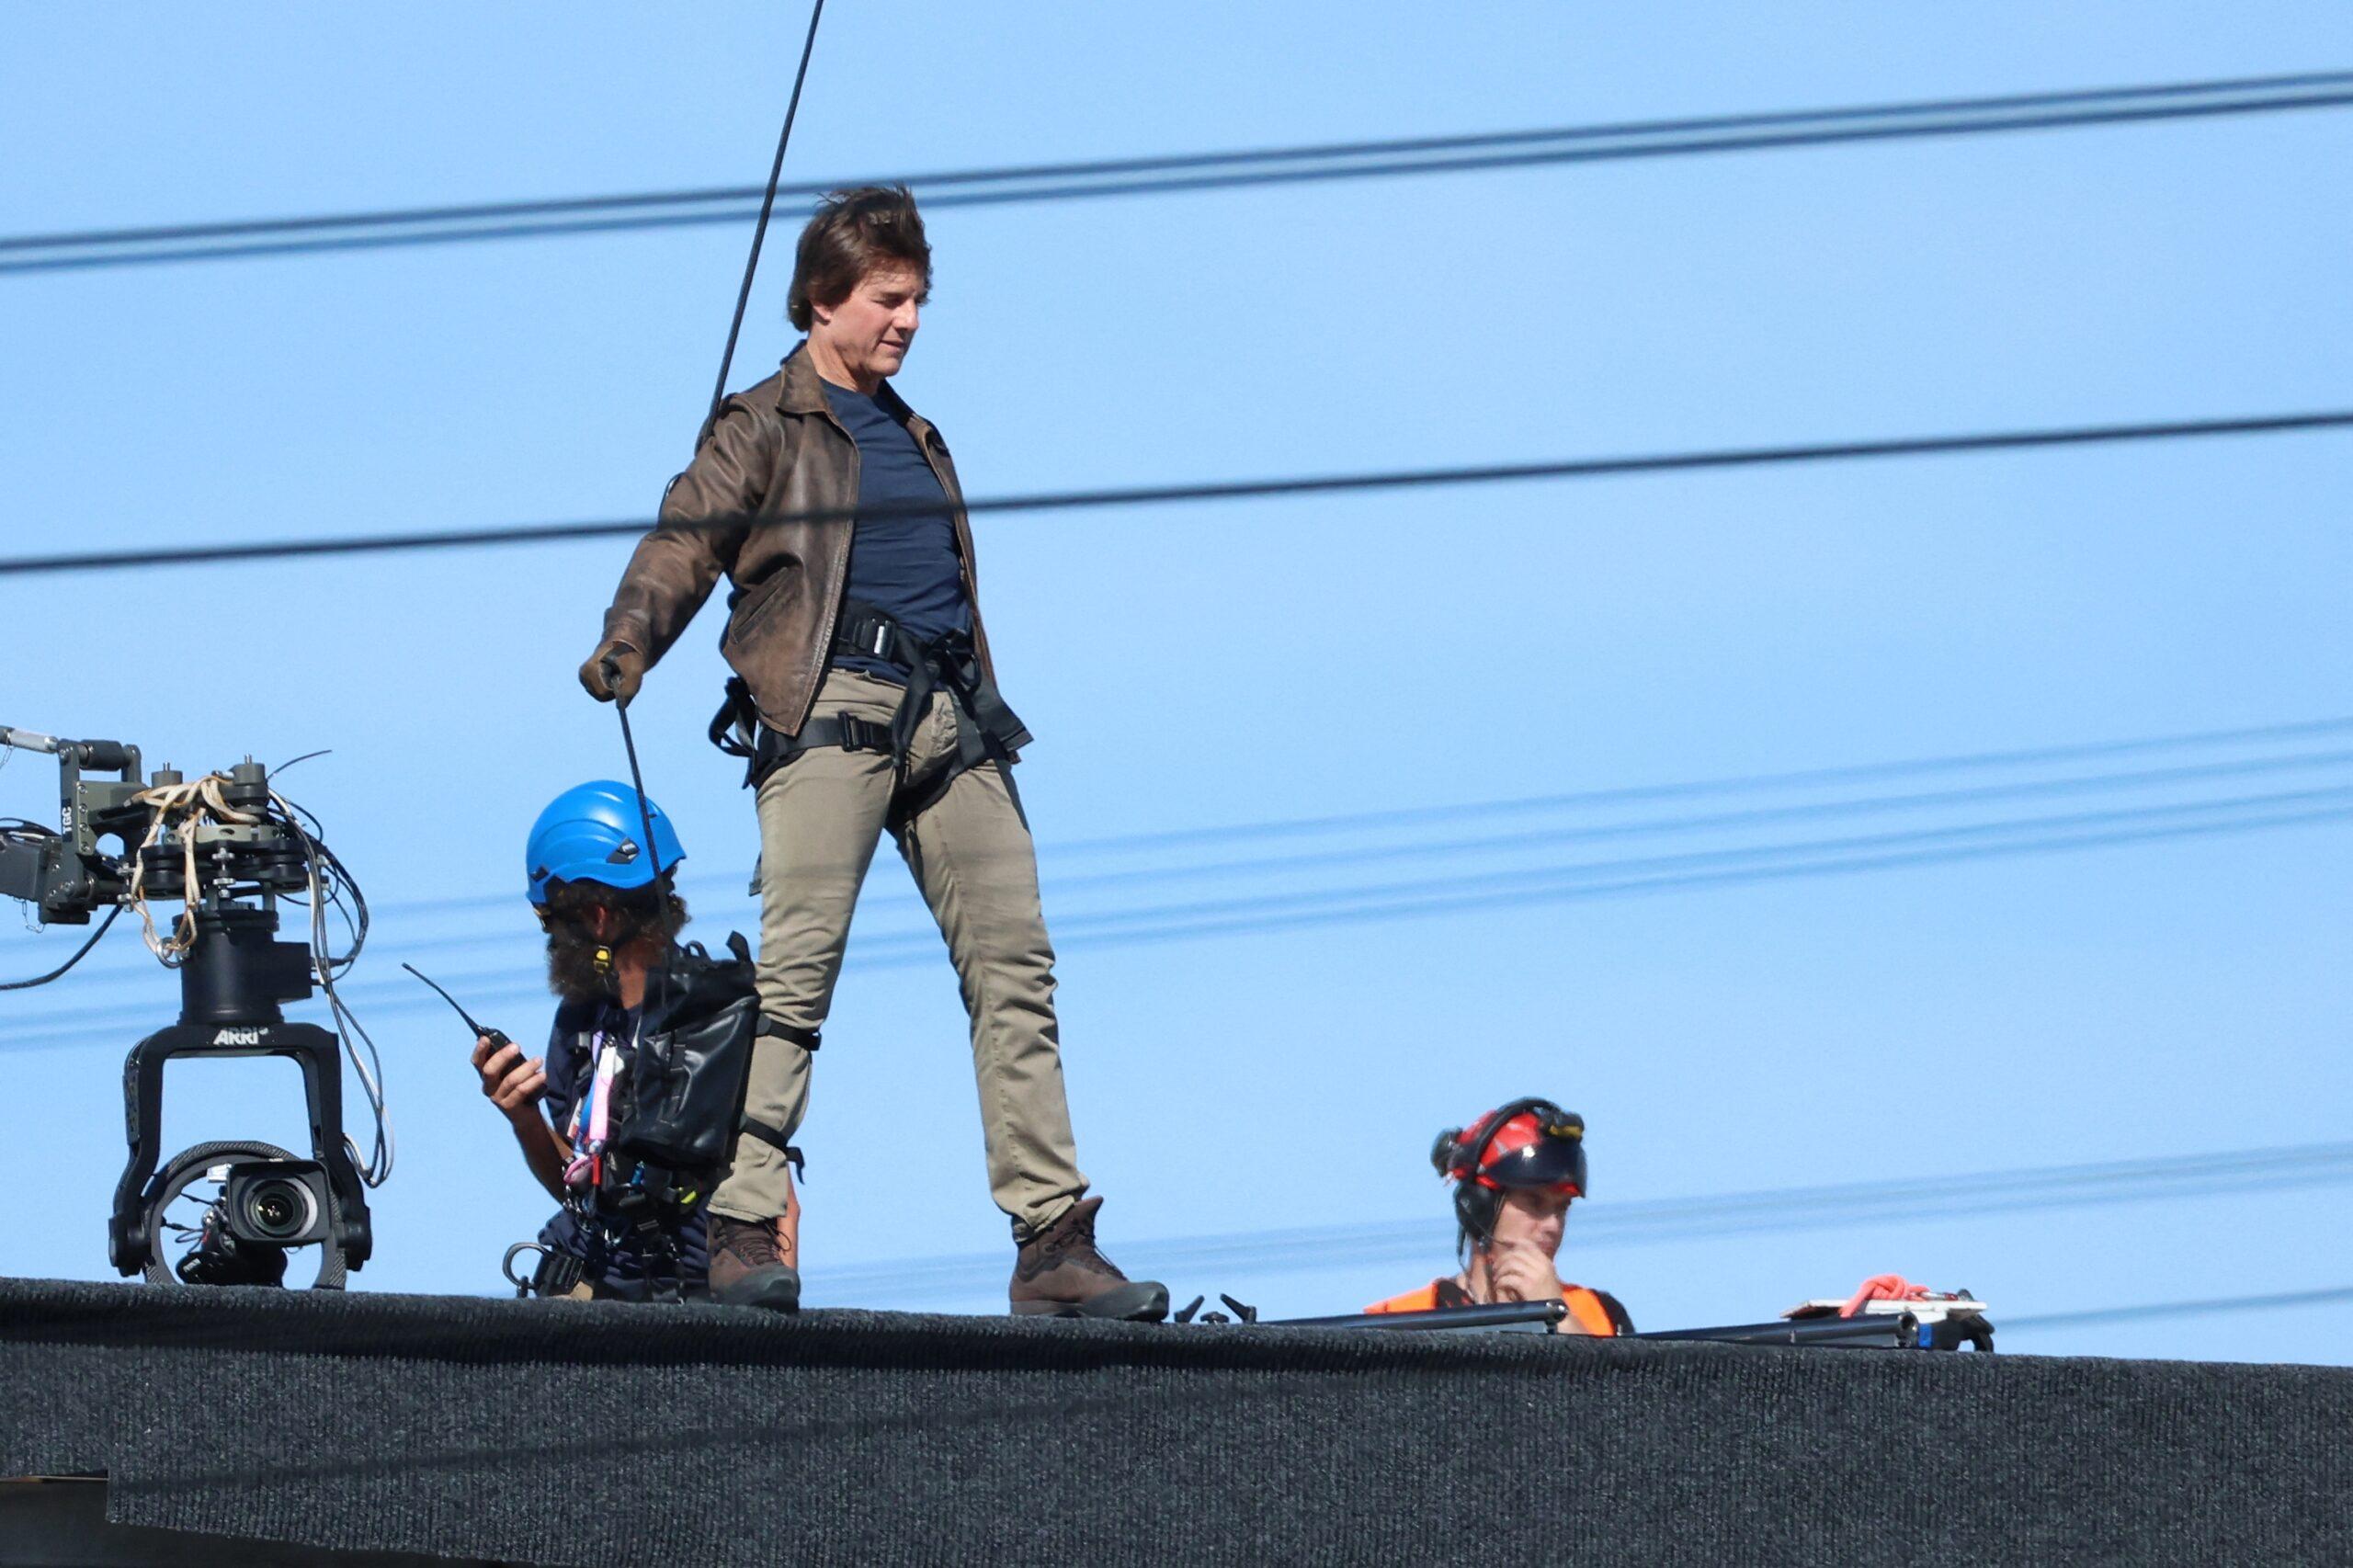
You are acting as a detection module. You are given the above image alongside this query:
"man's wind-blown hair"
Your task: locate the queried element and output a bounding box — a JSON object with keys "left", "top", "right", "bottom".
{"left": 787, "top": 184, "right": 932, "bottom": 332}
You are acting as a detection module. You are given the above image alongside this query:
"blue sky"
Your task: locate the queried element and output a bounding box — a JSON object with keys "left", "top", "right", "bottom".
{"left": 3, "top": 4, "right": 2349, "bottom": 1360}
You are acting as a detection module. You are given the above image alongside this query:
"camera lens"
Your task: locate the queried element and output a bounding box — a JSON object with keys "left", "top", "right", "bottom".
{"left": 241, "top": 1177, "right": 311, "bottom": 1241}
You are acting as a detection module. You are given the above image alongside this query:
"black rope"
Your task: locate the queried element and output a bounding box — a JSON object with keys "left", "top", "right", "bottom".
{"left": 700, "top": 0, "right": 826, "bottom": 449}
{"left": 608, "top": 686, "right": 672, "bottom": 1012}
{"left": 605, "top": 0, "right": 825, "bottom": 1009}
{"left": 6, "top": 68, "right": 2351, "bottom": 275}
{"left": 4, "top": 406, "right": 2350, "bottom": 578}
{"left": 0, "top": 903, "right": 120, "bottom": 990}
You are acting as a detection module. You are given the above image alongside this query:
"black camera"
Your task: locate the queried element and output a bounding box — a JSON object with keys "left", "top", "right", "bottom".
{"left": 1, "top": 725, "right": 383, "bottom": 1289}
{"left": 221, "top": 1159, "right": 335, "bottom": 1248}
{"left": 171, "top": 1157, "right": 336, "bottom": 1288}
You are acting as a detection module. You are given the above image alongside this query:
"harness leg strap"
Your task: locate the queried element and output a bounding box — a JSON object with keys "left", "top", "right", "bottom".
{"left": 738, "top": 1118, "right": 808, "bottom": 1181}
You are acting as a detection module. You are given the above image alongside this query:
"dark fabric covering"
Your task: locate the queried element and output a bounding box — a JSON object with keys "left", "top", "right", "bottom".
{"left": 2, "top": 1276, "right": 2347, "bottom": 1566}
{"left": 0, "top": 1479, "right": 483, "bottom": 1565}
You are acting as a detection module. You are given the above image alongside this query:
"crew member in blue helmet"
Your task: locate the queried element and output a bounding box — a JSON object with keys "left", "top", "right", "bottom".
{"left": 470, "top": 781, "right": 801, "bottom": 1302}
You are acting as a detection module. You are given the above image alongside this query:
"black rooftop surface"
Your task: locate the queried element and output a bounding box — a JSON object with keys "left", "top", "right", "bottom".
{"left": 5, "top": 1275, "right": 2348, "bottom": 1565}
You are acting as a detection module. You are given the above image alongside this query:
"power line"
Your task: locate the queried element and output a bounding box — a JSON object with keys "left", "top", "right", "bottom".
{"left": 7, "top": 407, "right": 2351, "bottom": 579}
{"left": 449, "top": 780, "right": 2353, "bottom": 969}
{"left": 1037, "top": 716, "right": 2353, "bottom": 857}
{"left": 309, "top": 742, "right": 2353, "bottom": 967}
{"left": 879, "top": 780, "right": 2353, "bottom": 960}
{"left": 361, "top": 716, "right": 2353, "bottom": 921}
{"left": 12, "top": 714, "right": 2349, "bottom": 1030}
{"left": 6, "top": 70, "right": 2351, "bottom": 276}
{"left": 891, "top": 744, "right": 2353, "bottom": 906}
{"left": 6, "top": 772, "right": 2345, "bottom": 1051}
{"left": 12, "top": 714, "right": 2339, "bottom": 1036}
{"left": 806, "top": 1140, "right": 2353, "bottom": 1301}
{"left": 2001, "top": 1285, "right": 2353, "bottom": 1331}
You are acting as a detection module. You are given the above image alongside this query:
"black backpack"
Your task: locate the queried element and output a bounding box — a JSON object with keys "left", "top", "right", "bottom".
{"left": 613, "top": 933, "right": 760, "bottom": 1175}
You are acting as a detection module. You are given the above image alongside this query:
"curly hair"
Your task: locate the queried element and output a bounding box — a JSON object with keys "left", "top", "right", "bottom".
{"left": 540, "top": 874, "right": 688, "bottom": 1003}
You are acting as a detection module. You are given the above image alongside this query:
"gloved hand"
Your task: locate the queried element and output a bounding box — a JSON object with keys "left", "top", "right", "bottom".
{"left": 578, "top": 639, "right": 646, "bottom": 706}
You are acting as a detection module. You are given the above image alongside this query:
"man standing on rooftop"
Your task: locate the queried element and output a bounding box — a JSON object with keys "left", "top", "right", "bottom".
{"left": 577, "top": 186, "right": 1165, "bottom": 1321}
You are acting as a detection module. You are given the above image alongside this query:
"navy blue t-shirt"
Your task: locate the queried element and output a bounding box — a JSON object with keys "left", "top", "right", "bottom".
{"left": 822, "top": 378, "right": 971, "bottom": 679}
{"left": 537, "top": 996, "right": 710, "bottom": 1291}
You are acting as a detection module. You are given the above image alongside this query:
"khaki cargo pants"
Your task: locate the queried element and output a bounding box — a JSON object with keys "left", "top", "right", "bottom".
{"left": 707, "top": 668, "right": 1088, "bottom": 1241}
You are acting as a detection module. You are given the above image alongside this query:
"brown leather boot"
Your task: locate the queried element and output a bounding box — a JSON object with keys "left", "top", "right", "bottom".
{"left": 708, "top": 1214, "right": 801, "bottom": 1312}
{"left": 1008, "top": 1197, "right": 1168, "bottom": 1321}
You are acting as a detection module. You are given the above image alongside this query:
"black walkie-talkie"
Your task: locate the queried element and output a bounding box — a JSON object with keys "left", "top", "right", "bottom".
{"left": 402, "top": 962, "right": 511, "bottom": 1051}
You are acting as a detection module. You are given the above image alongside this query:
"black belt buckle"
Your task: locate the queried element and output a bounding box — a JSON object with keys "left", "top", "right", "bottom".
{"left": 845, "top": 613, "right": 896, "bottom": 661}
{"left": 835, "top": 714, "right": 888, "bottom": 754}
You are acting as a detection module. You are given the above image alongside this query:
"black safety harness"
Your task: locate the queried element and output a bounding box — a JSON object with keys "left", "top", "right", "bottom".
{"left": 510, "top": 1162, "right": 704, "bottom": 1304}
{"left": 709, "top": 598, "right": 1035, "bottom": 834}
{"left": 703, "top": 602, "right": 1034, "bottom": 1169}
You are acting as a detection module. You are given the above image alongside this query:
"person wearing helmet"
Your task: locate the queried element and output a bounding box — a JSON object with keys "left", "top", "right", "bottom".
{"left": 573, "top": 186, "right": 1162, "bottom": 1319}
{"left": 470, "top": 781, "right": 801, "bottom": 1303}
{"left": 1364, "top": 1098, "right": 1633, "bottom": 1335}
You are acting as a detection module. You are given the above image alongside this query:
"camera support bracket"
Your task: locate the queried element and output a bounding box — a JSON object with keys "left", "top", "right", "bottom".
{"left": 109, "top": 1021, "right": 373, "bottom": 1281}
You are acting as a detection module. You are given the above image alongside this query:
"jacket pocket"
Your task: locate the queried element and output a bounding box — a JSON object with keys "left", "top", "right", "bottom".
{"left": 724, "top": 569, "right": 799, "bottom": 651}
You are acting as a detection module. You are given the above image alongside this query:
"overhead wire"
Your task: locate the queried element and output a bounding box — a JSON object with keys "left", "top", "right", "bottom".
{"left": 324, "top": 777, "right": 2353, "bottom": 998}
{"left": 366, "top": 735, "right": 2353, "bottom": 949}
{"left": 1040, "top": 715, "right": 2353, "bottom": 856}
{"left": 6, "top": 766, "right": 2348, "bottom": 1050}
{"left": 808, "top": 1139, "right": 2353, "bottom": 1300}
{"left": 865, "top": 779, "right": 2353, "bottom": 961}
{"left": 6, "top": 407, "right": 2352, "bottom": 578}
{"left": 2000, "top": 1284, "right": 2353, "bottom": 1332}
{"left": 366, "top": 713, "right": 2353, "bottom": 921}
{"left": 5, "top": 69, "right": 2351, "bottom": 275}
{"left": 889, "top": 743, "right": 2353, "bottom": 904}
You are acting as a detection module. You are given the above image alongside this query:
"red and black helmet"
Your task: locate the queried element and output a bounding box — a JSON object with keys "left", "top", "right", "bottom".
{"left": 1431, "top": 1097, "right": 1587, "bottom": 1250}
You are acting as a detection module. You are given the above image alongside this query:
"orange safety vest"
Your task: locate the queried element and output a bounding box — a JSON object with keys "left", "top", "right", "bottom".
{"left": 1364, "top": 1278, "right": 1632, "bottom": 1336}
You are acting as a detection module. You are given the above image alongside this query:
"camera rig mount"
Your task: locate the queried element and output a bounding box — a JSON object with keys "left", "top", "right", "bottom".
{"left": 1, "top": 726, "right": 387, "bottom": 1287}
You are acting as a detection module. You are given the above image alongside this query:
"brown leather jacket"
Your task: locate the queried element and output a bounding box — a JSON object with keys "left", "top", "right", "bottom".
{"left": 598, "top": 346, "right": 995, "bottom": 736}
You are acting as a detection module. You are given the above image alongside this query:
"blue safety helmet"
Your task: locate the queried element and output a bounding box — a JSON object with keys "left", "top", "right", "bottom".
{"left": 525, "top": 781, "right": 688, "bottom": 906}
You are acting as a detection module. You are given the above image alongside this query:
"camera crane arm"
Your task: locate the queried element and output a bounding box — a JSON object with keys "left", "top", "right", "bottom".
{"left": 1, "top": 726, "right": 137, "bottom": 771}
{"left": 1, "top": 724, "right": 146, "bottom": 924}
